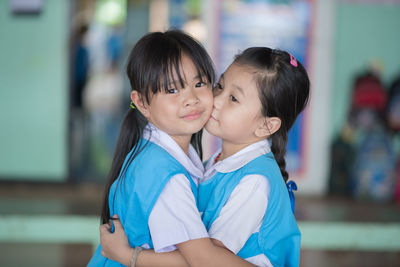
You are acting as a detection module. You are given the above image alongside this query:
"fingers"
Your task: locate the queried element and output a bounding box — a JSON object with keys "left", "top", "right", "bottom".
{"left": 111, "top": 215, "right": 123, "bottom": 232}
{"left": 99, "top": 214, "right": 123, "bottom": 234}
{"left": 99, "top": 223, "right": 110, "bottom": 234}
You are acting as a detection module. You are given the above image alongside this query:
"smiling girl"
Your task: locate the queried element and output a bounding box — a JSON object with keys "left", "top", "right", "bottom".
{"left": 89, "top": 30, "right": 262, "bottom": 267}
{"left": 88, "top": 30, "right": 215, "bottom": 265}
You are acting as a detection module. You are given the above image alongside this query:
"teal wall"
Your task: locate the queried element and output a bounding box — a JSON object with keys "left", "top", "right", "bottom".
{"left": 0, "top": 1, "right": 68, "bottom": 181}
{"left": 1, "top": 1, "right": 399, "bottom": 182}
{"left": 332, "top": 3, "right": 400, "bottom": 137}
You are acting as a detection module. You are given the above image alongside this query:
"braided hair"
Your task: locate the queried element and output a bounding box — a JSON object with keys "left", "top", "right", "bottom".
{"left": 234, "top": 47, "right": 310, "bottom": 181}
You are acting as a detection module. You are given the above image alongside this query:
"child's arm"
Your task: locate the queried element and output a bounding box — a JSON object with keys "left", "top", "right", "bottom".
{"left": 173, "top": 175, "right": 270, "bottom": 267}
{"left": 100, "top": 218, "right": 189, "bottom": 267}
{"left": 177, "top": 238, "right": 256, "bottom": 267}
{"left": 207, "top": 175, "right": 269, "bottom": 255}
{"left": 99, "top": 220, "right": 132, "bottom": 266}
{"left": 100, "top": 218, "right": 256, "bottom": 267}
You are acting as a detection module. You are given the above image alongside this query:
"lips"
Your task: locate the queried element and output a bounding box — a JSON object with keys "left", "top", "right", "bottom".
{"left": 210, "top": 112, "right": 218, "bottom": 121}
{"left": 182, "top": 110, "right": 203, "bottom": 120}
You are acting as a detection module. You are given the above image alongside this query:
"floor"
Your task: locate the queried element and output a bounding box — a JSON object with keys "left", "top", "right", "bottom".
{"left": 0, "top": 182, "right": 399, "bottom": 267}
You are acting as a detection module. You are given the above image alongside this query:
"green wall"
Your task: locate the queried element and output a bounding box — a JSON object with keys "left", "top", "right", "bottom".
{"left": 0, "top": 1, "right": 68, "bottom": 181}
{"left": 332, "top": 3, "right": 400, "bottom": 137}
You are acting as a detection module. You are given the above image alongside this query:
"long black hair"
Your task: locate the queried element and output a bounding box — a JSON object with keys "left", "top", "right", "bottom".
{"left": 100, "top": 30, "right": 215, "bottom": 223}
{"left": 234, "top": 47, "right": 310, "bottom": 182}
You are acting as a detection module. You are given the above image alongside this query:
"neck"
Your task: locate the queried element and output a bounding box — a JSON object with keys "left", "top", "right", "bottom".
{"left": 219, "top": 139, "right": 255, "bottom": 161}
{"left": 170, "top": 135, "right": 191, "bottom": 156}
{"left": 218, "top": 135, "right": 267, "bottom": 161}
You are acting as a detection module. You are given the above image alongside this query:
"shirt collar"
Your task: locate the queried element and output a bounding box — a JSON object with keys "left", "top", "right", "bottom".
{"left": 143, "top": 123, "right": 204, "bottom": 181}
{"left": 204, "top": 139, "right": 271, "bottom": 176}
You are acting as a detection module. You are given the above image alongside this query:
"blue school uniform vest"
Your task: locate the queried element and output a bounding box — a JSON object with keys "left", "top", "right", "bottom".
{"left": 198, "top": 153, "right": 300, "bottom": 267}
{"left": 88, "top": 140, "right": 198, "bottom": 266}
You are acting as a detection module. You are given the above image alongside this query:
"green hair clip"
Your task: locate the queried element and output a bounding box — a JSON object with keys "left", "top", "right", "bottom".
{"left": 130, "top": 102, "right": 136, "bottom": 109}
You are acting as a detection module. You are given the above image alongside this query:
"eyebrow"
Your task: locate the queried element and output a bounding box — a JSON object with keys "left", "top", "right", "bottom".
{"left": 233, "top": 84, "right": 245, "bottom": 96}
{"left": 167, "top": 75, "right": 204, "bottom": 87}
{"left": 167, "top": 80, "right": 183, "bottom": 87}
{"left": 218, "top": 73, "right": 244, "bottom": 95}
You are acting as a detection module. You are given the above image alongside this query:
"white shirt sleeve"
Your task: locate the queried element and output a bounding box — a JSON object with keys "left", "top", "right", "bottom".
{"left": 208, "top": 174, "right": 270, "bottom": 254}
{"left": 148, "top": 174, "right": 209, "bottom": 253}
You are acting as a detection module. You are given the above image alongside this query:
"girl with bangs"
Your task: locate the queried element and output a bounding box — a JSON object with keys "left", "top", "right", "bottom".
{"left": 88, "top": 30, "right": 259, "bottom": 266}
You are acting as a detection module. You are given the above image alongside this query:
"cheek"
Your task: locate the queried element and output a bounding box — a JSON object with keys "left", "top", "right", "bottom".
{"left": 156, "top": 100, "right": 177, "bottom": 117}
{"left": 223, "top": 107, "right": 250, "bottom": 127}
{"left": 219, "top": 108, "right": 237, "bottom": 127}
{"left": 205, "top": 88, "right": 214, "bottom": 99}
{"left": 200, "top": 89, "right": 214, "bottom": 109}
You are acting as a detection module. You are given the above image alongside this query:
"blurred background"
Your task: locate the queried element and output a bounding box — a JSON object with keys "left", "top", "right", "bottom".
{"left": 0, "top": 0, "right": 400, "bottom": 266}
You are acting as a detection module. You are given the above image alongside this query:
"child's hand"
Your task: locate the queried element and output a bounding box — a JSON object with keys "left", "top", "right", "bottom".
{"left": 100, "top": 215, "right": 134, "bottom": 266}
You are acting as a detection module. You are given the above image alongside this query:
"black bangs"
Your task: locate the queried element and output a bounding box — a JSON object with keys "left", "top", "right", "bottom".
{"left": 165, "top": 30, "right": 215, "bottom": 87}
{"left": 126, "top": 30, "right": 215, "bottom": 103}
{"left": 102, "top": 30, "right": 213, "bottom": 223}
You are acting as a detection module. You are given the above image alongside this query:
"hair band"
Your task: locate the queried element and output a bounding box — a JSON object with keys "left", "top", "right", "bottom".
{"left": 289, "top": 53, "right": 298, "bottom": 67}
{"left": 286, "top": 180, "right": 297, "bottom": 213}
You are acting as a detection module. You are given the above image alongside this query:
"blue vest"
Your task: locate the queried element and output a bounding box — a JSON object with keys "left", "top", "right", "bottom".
{"left": 88, "top": 140, "right": 198, "bottom": 266}
{"left": 198, "top": 153, "right": 300, "bottom": 267}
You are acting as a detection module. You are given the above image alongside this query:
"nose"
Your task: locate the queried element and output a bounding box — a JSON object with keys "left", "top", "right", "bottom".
{"left": 184, "top": 87, "right": 200, "bottom": 106}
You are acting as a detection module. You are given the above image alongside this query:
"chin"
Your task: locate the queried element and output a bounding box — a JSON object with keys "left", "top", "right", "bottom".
{"left": 204, "top": 125, "right": 218, "bottom": 137}
{"left": 187, "top": 123, "right": 204, "bottom": 134}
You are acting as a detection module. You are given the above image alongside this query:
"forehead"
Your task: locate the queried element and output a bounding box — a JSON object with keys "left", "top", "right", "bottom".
{"left": 224, "top": 63, "right": 255, "bottom": 81}
{"left": 223, "top": 63, "right": 257, "bottom": 90}
{"left": 171, "top": 54, "right": 198, "bottom": 79}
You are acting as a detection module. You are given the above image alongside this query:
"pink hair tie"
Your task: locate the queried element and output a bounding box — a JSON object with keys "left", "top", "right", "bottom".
{"left": 289, "top": 53, "right": 298, "bottom": 67}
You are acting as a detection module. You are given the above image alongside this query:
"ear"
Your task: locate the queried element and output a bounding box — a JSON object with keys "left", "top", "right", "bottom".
{"left": 130, "top": 91, "right": 150, "bottom": 119}
{"left": 255, "top": 117, "right": 281, "bottom": 138}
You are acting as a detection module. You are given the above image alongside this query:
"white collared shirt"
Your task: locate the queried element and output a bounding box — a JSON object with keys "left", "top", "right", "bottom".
{"left": 144, "top": 124, "right": 208, "bottom": 252}
{"left": 203, "top": 139, "right": 273, "bottom": 267}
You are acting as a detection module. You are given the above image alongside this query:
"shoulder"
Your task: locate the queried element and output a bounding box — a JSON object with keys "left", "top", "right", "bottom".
{"left": 245, "top": 153, "right": 277, "bottom": 169}
{"left": 123, "top": 141, "right": 189, "bottom": 184}
{"left": 239, "top": 153, "right": 283, "bottom": 185}
{"left": 234, "top": 174, "right": 270, "bottom": 198}
{"left": 152, "top": 174, "right": 197, "bottom": 206}
{"left": 166, "top": 174, "right": 193, "bottom": 190}
{"left": 137, "top": 141, "right": 186, "bottom": 170}
{"left": 239, "top": 174, "right": 269, "bottom": 185}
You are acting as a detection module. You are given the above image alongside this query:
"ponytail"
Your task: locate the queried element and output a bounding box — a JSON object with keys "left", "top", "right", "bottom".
{"left": 100, "top": 108, "right": 147, "bottom": 223}
{"left": 270, "top": 129, "right": 289, "bottom": 182}
{"left": 100, "top": 30, "right": 215, "bottom": 223}
{"left": 190, "top": 129, "right": 203, "bottom": 161}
